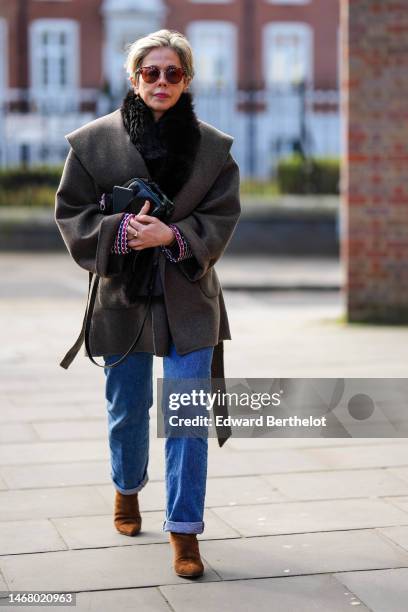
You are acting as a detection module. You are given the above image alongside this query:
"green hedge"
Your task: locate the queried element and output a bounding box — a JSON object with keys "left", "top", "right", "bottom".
{"left": 0, "top": 186, "right": 56, "bottom": 208}
{"left": 277, "top": 155, "right": 340, "bottom": 194}
{"left": 0, "top": 165, "right": 63, "bottom": 207}
{"left": 0, "top": 157, "right": 340, "bottom": 206}
{"left": 240, "top": 179, "right": 279, "bottom": 197}
{"left": 0, "top": 165, "right": 63, "bottom": 189}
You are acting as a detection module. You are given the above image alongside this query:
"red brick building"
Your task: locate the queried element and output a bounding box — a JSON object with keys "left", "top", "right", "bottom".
{"left": 341, "top": 0, "right": 408, "bottom": 323}
{"left": 0, "top": 0, "right": 340, "bottom": 176}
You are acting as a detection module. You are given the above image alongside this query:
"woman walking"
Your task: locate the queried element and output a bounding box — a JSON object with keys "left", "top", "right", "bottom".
{"left": 55, "top": 29, "right": 240, "bottom": 578}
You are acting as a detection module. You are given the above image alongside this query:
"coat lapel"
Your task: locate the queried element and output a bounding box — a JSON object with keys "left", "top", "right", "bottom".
{"left": 66, "top": 109, "right": 152, "bottom": 192}
{"left": 65, "top": 109, "right": 233, "bottom": 220}
{"left": 170, "top": 119, "right": 233, "bottom": 221}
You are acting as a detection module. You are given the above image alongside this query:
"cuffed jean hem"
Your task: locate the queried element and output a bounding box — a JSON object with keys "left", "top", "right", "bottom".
{"left": 112, "top": 472, "right": 149, "bottom": 495}
{"left": 163, "top": 520, "right": 205, "bottom": 534}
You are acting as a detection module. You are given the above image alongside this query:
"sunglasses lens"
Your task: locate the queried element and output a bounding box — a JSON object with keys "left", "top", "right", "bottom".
{"left": 142, "top": 67, "right": 160, "bottom": 83}
{"left": 139, "top": 66, "right": 184, "bottom": 84}
{"left": 166, "top": 68, "right": 183, "bottom": 84}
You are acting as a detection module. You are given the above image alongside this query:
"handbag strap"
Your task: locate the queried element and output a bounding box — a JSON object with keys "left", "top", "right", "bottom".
{"left": 59, "top": 255, "right": 158, "bottom": 370}
{"left": 59, "top": 272, "right": 94, "bottom": 370}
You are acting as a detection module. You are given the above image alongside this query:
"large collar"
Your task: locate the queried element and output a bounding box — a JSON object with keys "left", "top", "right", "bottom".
{"left": 120, "top": 90, "right": 200, "bottom": 153}
{"left": 65, "top": 105, "right": 234, "bottom": 221}
{"left": 119, "top": 90, "right": 202, "bottom": 199}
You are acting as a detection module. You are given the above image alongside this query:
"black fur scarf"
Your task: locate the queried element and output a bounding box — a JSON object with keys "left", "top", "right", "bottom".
{"left": 120, "top": 90, "right": 201, "bottom": 199}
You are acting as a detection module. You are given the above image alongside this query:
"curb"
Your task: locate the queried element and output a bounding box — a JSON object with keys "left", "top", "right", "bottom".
{"left": 0, "top": 214, "right": 339, "bottom": 256}
{"left": 222, "top": 284, "right": 340, "bottom": 292}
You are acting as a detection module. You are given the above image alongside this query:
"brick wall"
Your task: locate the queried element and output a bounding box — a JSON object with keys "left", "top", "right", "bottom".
{"left": 341, "top": 0, "right": 408, "bottom": 323}
{"left": 0, "top": 0, "right": 339, "bottom": 93}
{"left": 2, "top": 0, "right": 102, "bottom": 89}
{"left": 168, "top": 0, "right": 339, "bottom": 90}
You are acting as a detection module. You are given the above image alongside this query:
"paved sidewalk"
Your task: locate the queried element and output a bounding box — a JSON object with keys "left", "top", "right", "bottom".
{"left": 1, "top": 253, "right": 408, "bottom": 611}
{"left": 0, "top": 252, "right": 342, "bottom": 296}
{"left": 218, "top": 254, "right": 342, "bottom": 290}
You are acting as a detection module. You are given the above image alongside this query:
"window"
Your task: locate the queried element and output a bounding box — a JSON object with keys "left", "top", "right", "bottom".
{"left": 102, "top": 0, "right": 166, "bottom": 97}
{"left": 186, "top": 21, "right": 237, "bottom": 88}
{"left": 30, "top": 19, "right": 78, "bottom": 91}
{"left": 263, "top": 22, "right": 313, "bottom": 87}
{"left": 103, "top": 21, "right": 147, "bottom": 96}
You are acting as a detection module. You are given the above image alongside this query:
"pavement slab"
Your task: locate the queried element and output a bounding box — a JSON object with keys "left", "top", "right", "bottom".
{"left": 0, "top": 461, "right": 112, "bottom": 490}
{"left": 211, "top": 497, "right": 408, "bottom": 537}
{"left": 31, "top": 419, "right": 107, "bottom": 441}
{"left": 0, "top": 404, "right": 86, "bottom": 423}
{"left": 50, "top": 508, "right": 239, "bottom": 550}
{"left": 160, "top": 574, "right": 369, "bottom": 612}
{"left": 0, "top": 545, "right": 220, "bottom": 592}
{"left": 378, "top": 525, "right": 408, "bottom": 552}
{"left": 0, "top": 440, "right": 109, "bottom": 466}
{"left": 388, "top": 466, "right": 408, "bottom": 485}
{"left": 197, "top": 529, "right": 408, "bottom": 580}
{"left": 204, "top": 475, "right": 286, "bottom": 506}
{"left": 262, "top": 468, "right": 408, "bottom": 501}
{"left": 223, "top": 437, "right": 402, "bottom": 450}
{"left": 0, "top": 423, "right": 38, "bottom": 444}
{"left": 73, "top": 587, "right": 172, "bottom": 612}
{"left": 0, "top": 486, "right": 111, "bottom": 521}
{"left": 302, "top": 443, "right": 408, "bottom": 470}
{"left": 2, "top": 254, "right": 408, "bottom": 608}
{"left": 334, "top": 568, "right": 408, "bottom": 612}
{"left": 383, "top": 496, "right": 408, "bottom": 514}
{"left": 206, "top": 447, "right": 327, "bottom": 478}
{"left": 0, "top": 519, "right": 67, "bottom": 555}
{"left": 0, "top": 571, "right": 8, "bottom": 594}
{"left": 0, "top": 586, "right": 172, "bottom": 611}
{"left": 97, "top": 474, "right": 285, "bottom": 512}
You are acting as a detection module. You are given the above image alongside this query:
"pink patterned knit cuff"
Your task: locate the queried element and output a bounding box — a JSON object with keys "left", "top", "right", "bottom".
{"left": 111, "top": 213, "right": 134, "bottom": 255}
{"left": 161, "top": 224, "right": 193, "bottom": 263}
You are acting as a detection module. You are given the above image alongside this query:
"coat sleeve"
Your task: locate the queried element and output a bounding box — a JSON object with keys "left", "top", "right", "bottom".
{"left": 175, "top": 152, "right": 241, "bottom": 282}
{"left": 55, "top": 148, "right": 125, "bottom": 278}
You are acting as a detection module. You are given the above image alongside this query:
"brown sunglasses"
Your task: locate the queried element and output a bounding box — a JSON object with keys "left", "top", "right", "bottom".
{"left": 135, "top": 65, "right": 186, "bottom": 85}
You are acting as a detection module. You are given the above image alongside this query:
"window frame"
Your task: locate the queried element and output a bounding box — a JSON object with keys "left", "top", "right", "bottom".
{"left": 186, "top": 20, "right": 238, "bottom": 89}
{"left": 262, "top": 21, "right": 314, "bottom": 88}
{"left": 29, "top": 18, "right": 79, "bottom": 95}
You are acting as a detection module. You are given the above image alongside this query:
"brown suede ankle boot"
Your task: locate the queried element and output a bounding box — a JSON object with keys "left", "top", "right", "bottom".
{"left": 169, "top": 532, "right": 204, "bottom": 578}
{"left": 114, "top": 491, "right": 141, "bottom": 536}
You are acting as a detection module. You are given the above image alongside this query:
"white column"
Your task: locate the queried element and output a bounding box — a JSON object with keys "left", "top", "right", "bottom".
{"left": 101, "top": 0, "right": 167, "bottom": 98}
{"left": 0, "top": 18, "right": 7, "bottom": 166}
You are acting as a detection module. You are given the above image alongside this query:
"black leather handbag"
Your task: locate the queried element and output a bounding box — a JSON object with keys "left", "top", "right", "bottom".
{"left": 60, "top": 178, "right": 175, "bottom": 371}
{"left": 103, "top": 177, "right": 175, "bottom": 298}
{"left": 100, "top": 177, "right": 174, "bottom": 219}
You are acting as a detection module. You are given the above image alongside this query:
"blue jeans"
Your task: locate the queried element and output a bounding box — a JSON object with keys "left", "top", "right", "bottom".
{"left": 103, "top": 341, "right": 214, "bottom": 535}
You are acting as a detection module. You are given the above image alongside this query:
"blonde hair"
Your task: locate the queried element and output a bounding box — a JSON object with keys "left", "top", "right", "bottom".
{"left": 124, "top": 29, "right": 195, "bottom": 84}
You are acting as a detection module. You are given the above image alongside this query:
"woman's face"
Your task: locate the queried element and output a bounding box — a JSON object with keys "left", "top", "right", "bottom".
{"left": 130, "top": 47, "right": 190, "bottom": 122}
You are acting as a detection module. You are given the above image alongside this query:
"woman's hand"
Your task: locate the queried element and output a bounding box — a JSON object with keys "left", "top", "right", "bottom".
{"left": 126, "top": 201, "right": 176, "bottom": 250}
